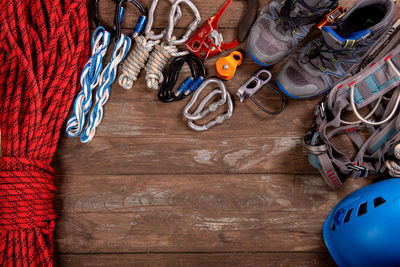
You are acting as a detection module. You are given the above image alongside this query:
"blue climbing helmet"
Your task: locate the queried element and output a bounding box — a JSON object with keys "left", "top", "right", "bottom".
{"left": 323, "top": 179, "right": 400, "bottom": 267}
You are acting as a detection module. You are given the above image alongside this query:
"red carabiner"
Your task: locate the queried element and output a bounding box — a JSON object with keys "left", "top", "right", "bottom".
{"left": 185, "top": 0, "right": 240, "bottom": 60}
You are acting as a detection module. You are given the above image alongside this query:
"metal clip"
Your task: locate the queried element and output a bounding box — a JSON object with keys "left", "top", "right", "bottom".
{"left": 184, "top": 78, "right": 233, "bottom": 131}
{"left": 315, "top": 6, "right": 345, "bottom": 29}
{"left": 114, "top": 0, "right": 147, "bottom": 40}
{"left": 144, "top": 0, "right": 182, "bottom": 41}
{"left": 236, "top": 70, "right": 286, "bottom": 115}
{"left": 237, "top": 70, "right": 272, "bottom": 102}
{"left": 346, "top": 163, "right": 367, "bottom": 177}
{"left": 167, "top": 0, "right": 202, "bottom": 45}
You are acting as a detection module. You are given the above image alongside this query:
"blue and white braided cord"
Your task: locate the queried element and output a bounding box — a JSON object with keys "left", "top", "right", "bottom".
{"left": 66, "top": 27, "right": 111, "bottom": 138}
{"left": 80, "top": 34, "right": 132, "bottom": 143}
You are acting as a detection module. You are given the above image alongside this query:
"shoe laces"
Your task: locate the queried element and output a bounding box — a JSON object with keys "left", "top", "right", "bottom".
{"left": 302, "top": 39, "right": 359, "bottom": 72}
{"left": 275, "top": 0, "right": 331, "bottom": 37}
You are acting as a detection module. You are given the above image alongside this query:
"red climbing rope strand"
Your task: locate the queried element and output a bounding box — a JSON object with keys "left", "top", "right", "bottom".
{"left": 0, "top": 0, "right": 89, "bottom": 265}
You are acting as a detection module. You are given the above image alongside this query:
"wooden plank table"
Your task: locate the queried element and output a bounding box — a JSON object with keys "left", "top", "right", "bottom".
{"left": 53, "top": 0, "right": 399, "bottom": 265}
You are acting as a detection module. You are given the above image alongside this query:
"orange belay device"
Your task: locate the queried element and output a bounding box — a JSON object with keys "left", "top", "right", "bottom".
{"left": 185, "top": 0, "right": 258, "bottom": 60}
{"left": 315, "top": 6, "right": 345, "bottom": 29}
{"left": 216, "top": 51, "right": 244, "bottom": 80}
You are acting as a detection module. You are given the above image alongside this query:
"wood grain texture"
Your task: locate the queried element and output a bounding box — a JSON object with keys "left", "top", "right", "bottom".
{"left": 53, "top": 0, "right": 395, "bottom": 265}
{"left": 53, "top": 174, "right": 372, "bottom": 254}
{"left": 56, "top": 253, "right": 336, "bottom": 267}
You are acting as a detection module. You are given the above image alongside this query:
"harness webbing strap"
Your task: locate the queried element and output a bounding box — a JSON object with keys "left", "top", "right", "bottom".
{"left": 305, "top": 38, "right": 400, "bottom": 189}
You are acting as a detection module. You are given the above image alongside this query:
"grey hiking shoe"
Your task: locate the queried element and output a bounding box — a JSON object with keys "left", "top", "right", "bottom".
{"left": 277, "top": 0, "right": 396, "bottom": 99}
{"left": 247, "top": 0, "right": 338, "bottom": 66}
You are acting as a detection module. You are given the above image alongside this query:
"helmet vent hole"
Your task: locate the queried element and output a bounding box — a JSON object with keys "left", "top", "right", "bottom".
{"left": 344, "top": 208, "right": 353, "bottom": 223}
{"left": 357, "top": 202, "right": 368, "bottom": 216}
{"left": 331, "top": 222, "right": 336, "bottom": 231}
{"left": 374, "top": 196, "right": 386, "bottom": 208}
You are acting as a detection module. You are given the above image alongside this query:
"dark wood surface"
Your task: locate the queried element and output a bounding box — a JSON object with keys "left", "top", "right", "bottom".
{"left": 53, "top": 0, "right": 398, "bottom": 266}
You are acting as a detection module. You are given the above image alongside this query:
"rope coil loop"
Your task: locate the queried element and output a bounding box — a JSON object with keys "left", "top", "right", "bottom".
{"left": 0, "top": 0, "right": 90, "bottom": 264}
{"left": 145, "top": 0, "right": 201, "bottom": 90}
{"left": 118, "top": 0, "right": 182, "bottom": 89}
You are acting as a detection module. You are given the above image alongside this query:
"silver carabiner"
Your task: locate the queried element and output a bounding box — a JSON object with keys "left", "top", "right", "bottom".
{"left": 167, "top": 0, "right": 201, "bottom": 45}
{"left": 237, "top": 69, "right": 272, "bottom": 102}
{"left": 144, "top": 0, "right": 182, "bottom": 41}
{"left": 184, "top": 78, "right": 234, "bottom": 131}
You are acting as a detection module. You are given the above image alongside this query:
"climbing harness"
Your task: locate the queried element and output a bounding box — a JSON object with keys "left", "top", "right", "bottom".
{"left": 215, "top": 51, "right": 243, "bottom": 80}
{"left": 66, "top": 0, "right": 117, "bottom": 138}
{"left": 158, "top": 54, "right": 206, "bottom": 102}
{"left": 304, "top": 38, "right": 400, "bottom": 189}
{"left": 118, "top": 0, "right": 183, "bottom": 89}
{"left": 183, "top": 78, "right": 234, "bottom": 131}
{"left": 186, "top": 0, "right": 258, "bottom": 60}
{"left": 145, "top": 0, "right": 201, "bottom": 90}
{"left": 237, "top": 70, "right": 286, "bottom": 115}
{"left": 80, "top": 0, "right": 147, "bottom": 143}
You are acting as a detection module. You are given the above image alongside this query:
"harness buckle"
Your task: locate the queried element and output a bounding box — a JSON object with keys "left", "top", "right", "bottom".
{"left": 315, "top": 6, "right": 345, "bottom": 29}
{"left": 318, "top": 102, "right": 327, "bottom": 120}
{"left": 346, "top": 163, "right": 367, "bottom": 177}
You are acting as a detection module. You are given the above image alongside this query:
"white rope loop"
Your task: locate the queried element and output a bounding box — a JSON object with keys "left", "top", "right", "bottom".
{"left": 145, "top": 38, "right": 189, "bottom": 90}
{"left": 66, "top": 27, "right": 111, "bottom": 137}
{"left": 118, "top": 34, "right": 160, "bottom": 89}
{"left": 348, "top": 57, "right": 400, "bottom": 126}
{"left": 81, "top": 34, "right": 132, "bottom": 143}
{"left": 117, "top": 0, "right": 183, "bottom": 90}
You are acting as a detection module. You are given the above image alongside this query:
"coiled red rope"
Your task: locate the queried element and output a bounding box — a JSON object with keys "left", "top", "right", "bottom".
{"left": 0, "top": 0, "right": 89, "bottom": 265}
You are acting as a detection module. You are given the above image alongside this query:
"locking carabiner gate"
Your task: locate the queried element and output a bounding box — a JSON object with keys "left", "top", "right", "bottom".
{"left": 184, "top": 78, "right": 234, "bottom": 131}
{"left": 185, "top": 0, "right": 258, "bottom": 60}
{"left": 158, "top": 54, "right": 206, "bottom": 103}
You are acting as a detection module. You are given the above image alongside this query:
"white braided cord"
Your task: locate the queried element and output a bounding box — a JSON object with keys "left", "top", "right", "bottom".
{"left": 145, "top": 39, "right": 189, "bottom": 90}
{"left": 66, "top": 27, "right": 111, "bottom": 137}
{"left": 81, "top": 34, "right": 132, "bottom": 143}
{"left": 118, "top": 34, "right": 160, "bottom": 89}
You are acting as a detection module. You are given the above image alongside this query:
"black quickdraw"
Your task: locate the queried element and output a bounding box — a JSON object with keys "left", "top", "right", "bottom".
{"left": 158, "top": 55, "right": 206, "bottom": 103}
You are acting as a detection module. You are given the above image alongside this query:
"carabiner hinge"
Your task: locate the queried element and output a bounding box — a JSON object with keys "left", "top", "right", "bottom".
{"left": 315, "top": 6, "right": 345, "bottom": 29}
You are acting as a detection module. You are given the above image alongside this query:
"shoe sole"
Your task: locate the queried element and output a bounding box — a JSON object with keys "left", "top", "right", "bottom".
{"left": 276, "top": 75, "right": 331, "bottom": 99}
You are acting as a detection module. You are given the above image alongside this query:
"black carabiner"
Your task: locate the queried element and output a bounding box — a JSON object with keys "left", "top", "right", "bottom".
{"left": 93, "top": 0, "right": 120, "bottom": 37}
{"left": 158, "top": 55, "right": 206, "bottom": 103}
{"left": 114, "top": 0, "right": 147, "bottom": 40}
